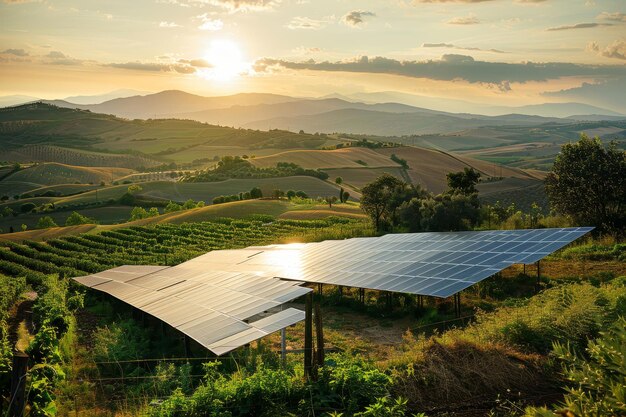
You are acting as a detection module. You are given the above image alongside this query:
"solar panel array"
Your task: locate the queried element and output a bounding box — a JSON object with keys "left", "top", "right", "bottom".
{"left": 74, "top": 227, "right": 592, "bottom": 355}
{"left": 195, "top": 227, "right": 593, "bottom": 299}
{"left": 74, "top": 264, "right": 310, "bottom": 355}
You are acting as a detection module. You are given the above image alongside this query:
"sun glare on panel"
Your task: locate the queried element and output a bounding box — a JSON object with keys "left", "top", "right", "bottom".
{"left": 202, "top": 40, "right": 249, "bottom": 81}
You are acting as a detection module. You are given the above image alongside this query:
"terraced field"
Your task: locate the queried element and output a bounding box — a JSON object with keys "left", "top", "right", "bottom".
{"left": 251, "top": 147, "right": 399, "bottom": 169}
{"left": 0, "top": 144, "right": 162, "bottom": 168}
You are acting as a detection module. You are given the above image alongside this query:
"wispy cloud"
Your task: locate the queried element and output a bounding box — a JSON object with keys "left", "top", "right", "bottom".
{"left": 422, "top": 43, "right": 506, "bottom": 53}
{"left": 159, "top": 21, "right": 181, "bottom": 28}
{"left": 412, "top": 0, "right": 493, "bottom": 3}
{"left": 192, "top": 0, "right": 280, "bottom": 12}
{"left": 254, "top": 54, "right": 626, "bottom": 86}
{"left": 342, "top": 10, "right": 375, "bottom": 27}
{"left": 196, "top": 14, "right": 223, "bottom": 30}
{"left": 106, "top": 62, "right": 196, "bottom": 74}
{"left": 588, "top": 40, "right": 626, "bottom": 60}
{"left": 287, "top": 16, "right": 330, "bottom": 30}
{"left": 1, "top": 48, "right": 29, "bottom": 56}
{"left": 45, "top": 51, "right": 84, "bottom": 65}
{"left": 446, "top": 14, "right": 480, "bottom": 25}
{"left": 597, "top": 12, "right": 626, "bottom": 22}
{"left": 547, "top": 22, "right": 613, "bottom": 31}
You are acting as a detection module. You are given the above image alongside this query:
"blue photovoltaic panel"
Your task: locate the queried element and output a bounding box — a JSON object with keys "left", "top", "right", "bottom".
{"left": 233, "top": 227, "right": 593, "bottom": 298}
{"left": 73, "top": 227, "right": 592, "bottom": 355}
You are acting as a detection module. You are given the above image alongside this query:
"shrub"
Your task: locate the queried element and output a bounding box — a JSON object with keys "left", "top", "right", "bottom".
{"left": 36, "top": 216, "right": 58, "bottom": 229}
{"left": 524, "top": 317, "right": 626, "bottom": 417}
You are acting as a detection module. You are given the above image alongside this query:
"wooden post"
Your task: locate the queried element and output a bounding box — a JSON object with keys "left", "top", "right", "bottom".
{"left": 184, "top": 335, "right": 192, "bottom": 358}
{"left": 304, "top": 292, "right": 313, "bottom": 379}
{"left": 318, "top": 283, "right": 323, "bottom": 296}
{"left": 453, "top": 293, "right": 461, "bottom": 318}
{"left": 280, "top": 328, "right": 286, "bottom": 368}
{"left": 536, "top": 260, "right": 541, "bottom": 293}
{"left": 9, "top": 352, "right": 28, "bottom": 417}
{"left": 314, "top": 298, "right": 325, "bottom": 369}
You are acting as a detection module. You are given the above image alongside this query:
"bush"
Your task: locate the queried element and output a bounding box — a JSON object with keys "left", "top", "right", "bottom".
{"left": 20, "top": 202, "right": 36, "bottom": 213}
{"left": 525, "top": 317, "right": 626, "bottom": 417}
{"left": 36, "top": 216, "right": 58, "bottom": 229}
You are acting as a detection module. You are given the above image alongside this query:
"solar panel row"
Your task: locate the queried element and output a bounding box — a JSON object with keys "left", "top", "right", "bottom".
{"left": 74, "top": 227, "right": 592, "bottom": 355}
{"left": 74, "top": 265, "right": 309, "bottom": 355}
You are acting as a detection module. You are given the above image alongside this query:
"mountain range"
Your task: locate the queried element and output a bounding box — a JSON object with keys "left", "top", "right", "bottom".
{"left": 1, "top": 89, "right": 624, "bottom": 137}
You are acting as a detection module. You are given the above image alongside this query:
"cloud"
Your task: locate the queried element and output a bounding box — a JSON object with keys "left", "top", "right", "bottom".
{"left": 447, "top": 14, "right": 480, "bottom": 25}
{"left": 544, "top": 78, "right": 626, "bottom": 114}
{"left": 197, "top": 14, "right": 223, "bottom": 30}
{"left": 106, "top": 62, "right": 198, "bottom": 74}
{"left": 342, "top": 10, "right": 375, "bottom": 27}
{"left": 106, "top": 57, "right": 213, "bottom": 74}
{"left": 194, "top": 0, "right": 280, "bottom": 12}
{"left": 159, "top": 21, "right": 181, "bottom": 28}
{"left": 547, "top": 22, "right": 613, "bottom": 31}
{"left": 178, "top": 58, "right": 213, "bottom": 67}
{"left": 588, "top": 40, "right": 626, "bottom": 60}
{"left": 287, "top": 16, "right": 329, "bottom": 30}
{"left": 253, "top": 54, "right": 626, "bottom": 86}
{"left": 44, "top": 50, "right": 83, "bottom": 65}
{"left": 597, "top": 12, "right": 626, "bottom": 22}
{"left": 422, "top": 42, "right": 505, "bottom": 53}
{"left": 1, "top": 48, "right": 29, "bottom": 56}
{"left": 411, "top": 0, "right": 493, "bottom": 3}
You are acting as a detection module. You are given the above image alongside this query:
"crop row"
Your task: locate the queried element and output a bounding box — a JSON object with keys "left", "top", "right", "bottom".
{"left": 0, "top": 217, "right": 361, "bottom": 285}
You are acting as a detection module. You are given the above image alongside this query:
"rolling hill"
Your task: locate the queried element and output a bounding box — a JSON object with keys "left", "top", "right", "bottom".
{"left": 5, "top": 163, "right": 133, "bottom": 188}
{"left": 250, "top": 148, "right": 399, "bottom": 169}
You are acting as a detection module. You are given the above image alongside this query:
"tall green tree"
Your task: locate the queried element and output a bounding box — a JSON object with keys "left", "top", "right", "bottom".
{"left": 545, "top": 134, "right": 625, "bottom": 235}
{"left": 360, "top": 174, "right": 419, "bottom": 231}
{"left": 446, "top": 167, "right": 481, "bottom": 195}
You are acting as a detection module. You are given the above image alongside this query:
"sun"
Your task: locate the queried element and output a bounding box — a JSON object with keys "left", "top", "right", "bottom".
{"left": 203, "top": 40, "right": 248, "bottom": 81}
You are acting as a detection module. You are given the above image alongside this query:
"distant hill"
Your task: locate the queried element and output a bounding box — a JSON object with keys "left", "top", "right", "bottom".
{"left": 63, "top": 89, "right": 152, "bottom": 105}
{"left": 489, "top": 102, "right": 624, "bottom": 119}
{"left": 243, "top": 108, "right": 564, "bottom": 136}
{"left": 0, "top": 102, "right": 334, "bottom": 166}
{"left": 43, "top": 90, "right": 298, "bottom": 119}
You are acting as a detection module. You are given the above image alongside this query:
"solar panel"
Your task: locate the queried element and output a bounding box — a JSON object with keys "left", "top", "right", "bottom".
{"left": 235, "top": 227, "right": 593, "bottom": 298}
{"left": 73, "top": 263, "right": 311, "bottom": 356}
{"left": 73, "top": 227, "right": 591, "bottom": 356}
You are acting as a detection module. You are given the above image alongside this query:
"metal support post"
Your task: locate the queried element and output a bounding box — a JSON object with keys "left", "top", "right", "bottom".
{"left": 304, "top": 292, "right": 313, "bottom": 378}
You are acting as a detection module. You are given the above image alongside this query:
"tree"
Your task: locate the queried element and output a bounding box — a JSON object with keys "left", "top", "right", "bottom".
{"left": 21, "top": 224, "right": 27, "bottom": 231}
{"left": 545, "top": 134, "right": 625, "bottom": 235}
{"left": 65, "top": 211, "right": 94, "bottom": 226}
{"left": 272, "top": 189, "right": 285, "bottom": 199}
{"left": 250, "top": 187, "right": 263, "bottom": 199}
{"left": 36, "top": 216, "right": 58, "bottom": 229}
{"left": 130, "top": 207, "right": 149, "bottom": 221}
{"left": 164, "top": 201, "right": 182, "bottom": 213}
{"left": 127, "top": 184, "right": 142, "bottom": 194}
{"left": 360, "top": 174, "right": 417, "bottom": 231}
{"left": 20, "top": 202, "right": 36, "bottom": 213}
{"left": 324, "top": 196, "right": 338, "bottom": 208}
{"left": 417, "top": 193, "right": 481, "bottom": 232}
{"left": 148, "top": 207, "right": 160, "bottom": 217}
{"left": 339, "top": 186, "right": 345, "bottom": 203}
{"left": 342, "top": 190, "right": 350, "bottom": 203}
{"left": 335, "top": 177, "right": 343, "bottom": 185}
{"left": 182, "top": 199, "right": 196, "bottom": 210}
{"left": 286, "top": 190, "right": 296, "bottom": 200}
{"left": 446, "top": 167, "right": 481, "bottom": 195}
{"left": 296, "top": 190, "right": 308, "bottom": 198}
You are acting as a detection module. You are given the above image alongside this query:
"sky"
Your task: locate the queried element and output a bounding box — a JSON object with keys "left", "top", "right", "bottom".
{"left": 1, "top": 0, "right": 625, "bottom": 112}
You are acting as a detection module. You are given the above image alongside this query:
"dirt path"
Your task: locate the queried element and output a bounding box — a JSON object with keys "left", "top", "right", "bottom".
{"left": 7, "top": 291, "right": 37, "bottom": 352}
